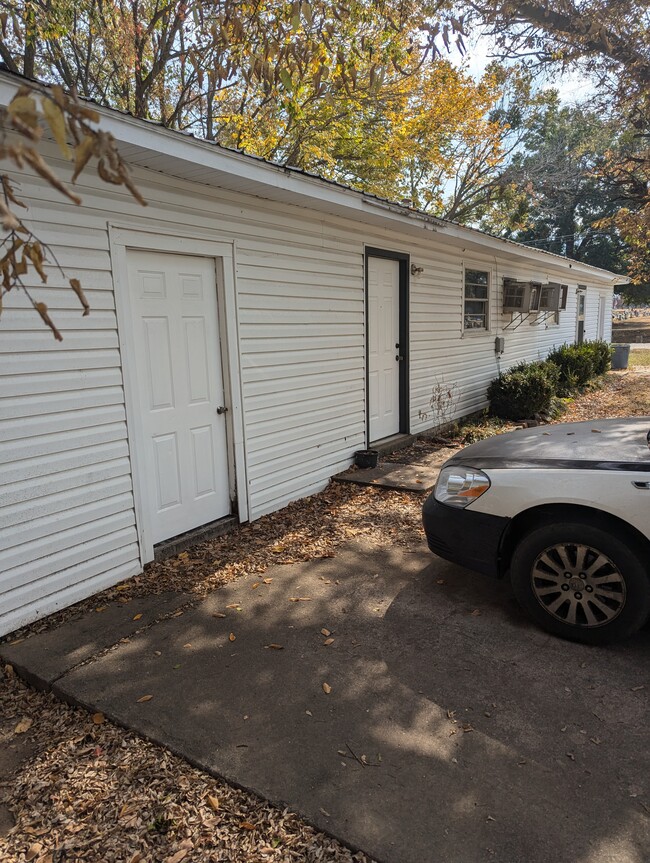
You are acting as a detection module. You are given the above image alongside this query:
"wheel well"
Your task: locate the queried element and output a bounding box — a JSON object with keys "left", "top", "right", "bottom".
{"left": 498, "top": 504, "right": 650, "bottom": 578}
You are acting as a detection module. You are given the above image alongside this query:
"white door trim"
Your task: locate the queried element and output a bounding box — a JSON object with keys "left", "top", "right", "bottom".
{"left": 109, "top": 224, "right": 248, "bottom": 564}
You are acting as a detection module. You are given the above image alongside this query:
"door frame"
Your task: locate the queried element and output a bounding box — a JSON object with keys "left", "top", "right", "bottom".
{"left": 110, "top": 224, "right": 248, "bottom": 565}
{"left": 364, "top": 247, "right": 410, "bottom": 444}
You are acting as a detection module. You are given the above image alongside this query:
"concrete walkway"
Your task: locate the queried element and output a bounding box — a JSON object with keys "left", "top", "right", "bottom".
{"left": 3, "top": 541, "right": 649, "bottom": 863}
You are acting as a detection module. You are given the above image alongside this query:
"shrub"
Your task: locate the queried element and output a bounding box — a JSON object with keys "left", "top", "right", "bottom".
{"left": 546, "top": 341, "right": 611, "bottom": 395}
{"left": 487, "top": 360, "right": 559, "bottom": 420}
{"left": 589, "top": 340, "right": 613, "bottom": 375}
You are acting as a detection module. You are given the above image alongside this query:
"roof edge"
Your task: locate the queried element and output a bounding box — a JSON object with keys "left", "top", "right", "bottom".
{"left": 0, "top": 67, "right": 624, "bottom": 284}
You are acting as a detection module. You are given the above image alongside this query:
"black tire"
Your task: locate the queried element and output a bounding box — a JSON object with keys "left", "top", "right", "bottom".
{"left": 510, "top": 520, "right": 650, "bottom": 645}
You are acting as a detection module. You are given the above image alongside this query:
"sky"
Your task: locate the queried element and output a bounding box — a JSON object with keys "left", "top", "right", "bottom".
{"left": 451, "top": 33, "right": 596, "bottom": 104}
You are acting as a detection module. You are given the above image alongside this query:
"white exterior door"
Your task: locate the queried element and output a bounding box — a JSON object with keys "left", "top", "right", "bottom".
{"left": 127, "top": 250, "right": 231, "bottom": 543}
{"left": 368, "top": 257, "right": 400, "bottom": 442}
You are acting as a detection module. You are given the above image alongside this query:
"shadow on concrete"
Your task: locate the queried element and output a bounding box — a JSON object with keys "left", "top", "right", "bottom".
{"left": 6, "top": 541, "right": 650, "bottom": 863}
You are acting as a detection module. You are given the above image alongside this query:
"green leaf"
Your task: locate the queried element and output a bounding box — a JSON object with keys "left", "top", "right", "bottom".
{"left": 279, "top": 68, "right": 294, "bottom": 92}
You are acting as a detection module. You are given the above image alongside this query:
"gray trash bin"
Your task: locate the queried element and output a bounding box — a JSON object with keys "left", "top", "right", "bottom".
{"left": 611, "top": 344, "right": 630, "bottom": 370}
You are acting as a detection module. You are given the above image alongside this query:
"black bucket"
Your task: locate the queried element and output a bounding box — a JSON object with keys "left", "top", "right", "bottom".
{"left": 354, "top": 449, "right": 379, "bottom": 469}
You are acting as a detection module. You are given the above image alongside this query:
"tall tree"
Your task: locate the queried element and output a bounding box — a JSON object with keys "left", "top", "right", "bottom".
{"left": 486, "top": 98, "right": 630, "bottom": 272}
{"left": 0, "top": 1, "right": 458, "bottom": 128}
{"left": 465, "top": 0, "right": 650, "bottom": 281}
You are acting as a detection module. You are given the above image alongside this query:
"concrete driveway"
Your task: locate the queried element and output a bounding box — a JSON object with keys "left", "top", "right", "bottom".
{"left": 3, "top": 540, "right": 649, "bottom": 863}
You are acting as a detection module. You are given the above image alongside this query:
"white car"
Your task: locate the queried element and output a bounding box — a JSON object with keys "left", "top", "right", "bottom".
{"left": 422, "top": 418, "right": 650, "bottom": 644}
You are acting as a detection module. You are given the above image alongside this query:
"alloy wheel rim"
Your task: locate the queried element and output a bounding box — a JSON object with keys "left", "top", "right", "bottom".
{"left": 531, "top": 543, "right": 626, "bottom": 628}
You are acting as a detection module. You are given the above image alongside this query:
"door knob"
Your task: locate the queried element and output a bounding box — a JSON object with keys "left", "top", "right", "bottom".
{"left": 395, "top": 355, "right": 404, "bottom": 361}
{"left": 216, "top": 406, "right": 228, "bottom": 415}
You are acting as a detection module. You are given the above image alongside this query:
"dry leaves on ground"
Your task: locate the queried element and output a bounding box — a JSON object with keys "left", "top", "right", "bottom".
{"left": 0, "top": 667, "right": 373, "bottom": 863}
{"left": 558, "top": 370, "right": 650, "bottom": 422}
{"left": 4, "top": 483, "right": 424, "bottom": 641}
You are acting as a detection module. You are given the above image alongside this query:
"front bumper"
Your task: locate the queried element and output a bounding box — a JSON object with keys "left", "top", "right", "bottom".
{"left": 422, "top": 494, "right": 510, "bottom": 577}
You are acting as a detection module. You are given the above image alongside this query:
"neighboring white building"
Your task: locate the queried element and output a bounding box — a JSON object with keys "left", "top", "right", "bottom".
{"left": 0, "top": 71, "right": 622, "bottom": 636}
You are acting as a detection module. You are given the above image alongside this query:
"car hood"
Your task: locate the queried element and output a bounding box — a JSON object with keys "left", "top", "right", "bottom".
{"left": 447, "top": 417, "right": 650, "bottom": 471}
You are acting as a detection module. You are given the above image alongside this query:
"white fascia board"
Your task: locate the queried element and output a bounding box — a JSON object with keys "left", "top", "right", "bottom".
{"left": 42, "top": 85, "right": 440, "bottom": 233}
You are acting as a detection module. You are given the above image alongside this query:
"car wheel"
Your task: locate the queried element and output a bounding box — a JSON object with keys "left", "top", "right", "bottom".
{"left": 510, "top": 520, "right": 650, "bottom": 644}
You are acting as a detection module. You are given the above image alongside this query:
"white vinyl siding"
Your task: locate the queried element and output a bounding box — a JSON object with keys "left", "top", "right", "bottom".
{"left": 0, "top": 234, "right": 141, "bottom": 635}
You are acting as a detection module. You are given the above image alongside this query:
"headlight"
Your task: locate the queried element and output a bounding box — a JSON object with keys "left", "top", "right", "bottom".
{"left": 434, "top": 465, "right": 491, "bottom": 508}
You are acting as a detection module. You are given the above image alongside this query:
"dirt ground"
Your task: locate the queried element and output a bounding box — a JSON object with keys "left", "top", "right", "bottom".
{"left": 612, "top": 315, "right": 650, "bottom": 344}
{"left": 2, "top": 368, "right": 650, "bottom": 863}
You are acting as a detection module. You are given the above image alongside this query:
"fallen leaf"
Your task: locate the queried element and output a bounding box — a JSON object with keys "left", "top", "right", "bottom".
{"left": 252, "top": 582, "right": 260, "bottom": 589}
{"left": 137, "top": 695, "right": 153, "bottom": 703}
{"left": 206, "top": 794, "right": 220, "bottom": 811}
{"left": 436, "top": 579, "right": 446, "bottom": 585}
{"left": 321, "top": 628, "right": 331, "bottom": 636}
{"left": 92, "top": 712, "right": 105, "bottom": 725}
{"left": 25, "top": 843, "right": 42, "bottom": 862}
{"left": 289, "top": 597, "right": 312, "bottom": 602}
{"left": 240, "top": 821, "right": 255, "bottom": 830}
{"left": 129, "top": 853, "right": 143, "bottom": 863}
{"left": 323, "top": 638, "right": 335, "bottom": 646}
{"left": 132, "top": 613, "right": 143, "bottom": 621}
{"left": 305, "top": 710, "right": 312, "bottom": 716}
{"left": 631, "top": 685, "right": 645, "bottom": 691}
{"left": 116, "top": 584, "right": 131, "bottom": 591}
{"left": 154, "top": 650, "right": 162, "bottom": 656}
{"left": 266, "top": 643, "right": 284, "bottom": 650}
{"left": 212, "top": 612, "right": 227, "bottom": 618}
{"left": 14, "top": 717, "right": 32, "bottom": 734}
{"left": 229, "top": 632, "right": 236, "bottom": 642}
{"left": 95, "top": 606, "right": 107, "bottom": 613}
{"left": 470, "top": 609, "right": 481, "bottom": 616}
{"left": 183, "top": 643, "right": 192, "bottom": 648}
{"left": 165, "top": 849, "right": 189, "bottom": 863}
{"left": 226, "top": 604, "right": 241, "bottom": 609}
{"left": 320, "top": 807, "right": 331, "bottom": 817}
{"left": 262, "top": 578, "right": 273, "bottom": 584}
{"left": 322, "top": 682, "right": 332, "bottom": 694}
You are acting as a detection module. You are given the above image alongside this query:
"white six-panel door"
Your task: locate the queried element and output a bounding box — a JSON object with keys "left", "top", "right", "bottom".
{"left": 368, "top": 257, "right": 400, "bottom": 442}
{"left": 127, "top": 250, "right": 231, "bottom": 543}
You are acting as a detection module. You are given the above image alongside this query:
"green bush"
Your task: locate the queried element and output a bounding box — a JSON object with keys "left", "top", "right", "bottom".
{"left": 546, "top": 341, "right": 611, "bottom": 395}
{"left": 589, "top": 340, "right": 613, "bottom": 375}
{"left": 487, "top": 361, "right": 560, "bottom": 421}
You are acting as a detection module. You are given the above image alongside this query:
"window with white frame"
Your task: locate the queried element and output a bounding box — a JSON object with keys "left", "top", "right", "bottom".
{"left": 464, "top": 268, "right": 490, "bottom": 330}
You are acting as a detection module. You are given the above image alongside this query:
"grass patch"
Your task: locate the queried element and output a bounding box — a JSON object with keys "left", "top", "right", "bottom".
{"left": 628, "top": 350, "right": 650, "bottom": 368}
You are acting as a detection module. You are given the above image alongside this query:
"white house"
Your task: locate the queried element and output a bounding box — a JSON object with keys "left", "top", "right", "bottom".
{"left": 0, "top": 70, "right": 622, "bottom": 636}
